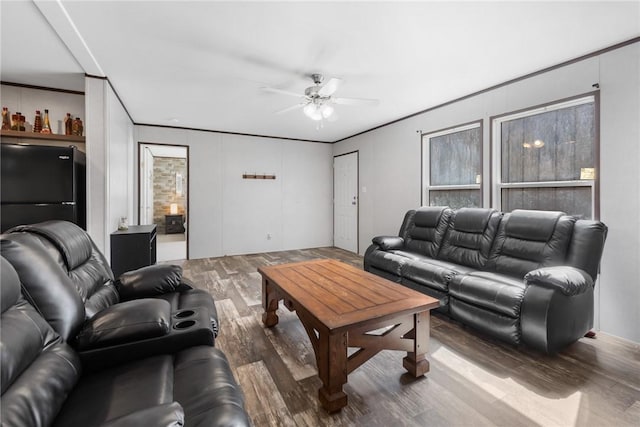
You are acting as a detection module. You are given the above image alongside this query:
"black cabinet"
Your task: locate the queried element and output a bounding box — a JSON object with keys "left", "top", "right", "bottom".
{"left": 110, "top": 224, "right": 157, "bottom": 278}
{"left": 165, "top": 214, "right": 185, "bottom": 234}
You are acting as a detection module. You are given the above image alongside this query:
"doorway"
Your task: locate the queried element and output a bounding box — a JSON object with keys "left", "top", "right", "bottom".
{"left": 138, "top": 142, "right": 189, "bottom": 262}
{"left": 333, "top": 151, "right": 358, "bottom": 253}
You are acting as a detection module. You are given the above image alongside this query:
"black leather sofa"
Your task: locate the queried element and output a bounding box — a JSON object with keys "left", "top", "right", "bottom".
{"left": 3, "top": 221, "right": 219, "bottom": 333}
{"left": 364, "top": 207, "right": 607, "bottom": 354}
{"left": 1, "top": 221, "right": 222, "bottom": 367}
{"left": 1, "top": 255, "right": 251, "bottom": 426}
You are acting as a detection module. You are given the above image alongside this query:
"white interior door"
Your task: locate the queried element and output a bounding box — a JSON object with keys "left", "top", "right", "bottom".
{"left": 334, "top": 152, "right": 358, "bottom": 253}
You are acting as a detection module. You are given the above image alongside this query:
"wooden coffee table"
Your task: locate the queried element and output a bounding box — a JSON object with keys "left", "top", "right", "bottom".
{"left": 258, "top": 259, "right": 439, "bottom": 412}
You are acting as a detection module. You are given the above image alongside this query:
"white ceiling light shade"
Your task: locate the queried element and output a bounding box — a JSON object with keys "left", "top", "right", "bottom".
{"left": 303, "top": 100, "right": 334, "bottom": 121}
{"left": 303, "top": 102, "right": 322, "bottom": 121}
{"left": 321, "top": 104, "right": 334, "bottom": 119}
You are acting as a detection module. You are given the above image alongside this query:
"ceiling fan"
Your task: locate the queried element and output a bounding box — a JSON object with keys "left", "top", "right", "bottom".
{"left": 262, "top": 74, "right": 378, "bottom": 123}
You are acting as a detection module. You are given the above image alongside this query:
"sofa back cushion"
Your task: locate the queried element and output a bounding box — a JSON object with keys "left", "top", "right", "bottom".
{"left": 1, "top": 256, "right": 81, "bottom": 426}
{"left": 9, "top": 221, "right": 118, "bottom": 318}
{"left": 438, "top": 208, "right": 502, "bottom": 269}
{"left": 1, "top": 234, "right": 86, "bottom": 341}
{"left": 486, "top": 209, "right": 576, "bottom": 278}
{"left": 12, "top": 221, "right": 93, "bottom": 270}
{"left": 403, "top": 207, "right": 452, "bottom": 258}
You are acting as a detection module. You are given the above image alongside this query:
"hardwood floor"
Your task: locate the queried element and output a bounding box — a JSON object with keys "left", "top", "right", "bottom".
{"left": 178, "top": 247, "right": 640, "bottom": 427}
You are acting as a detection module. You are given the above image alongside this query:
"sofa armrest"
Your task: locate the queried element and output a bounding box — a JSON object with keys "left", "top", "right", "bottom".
{"left": 117, "top": 264, "right": 183, "bottom": 300}
{"left": 99, "top": 402, "right": 184, "bottom": 427}
{"left": 521, "top": 266, "right": 595, "bottom": 353}
{"left": 524, "top": 266, "right": 593, "bottom": 296}
{"left": 372, "top": 236, "right": 404, "bottom": 251}
{"left": 75, "top": 299, "right": 171, "bottom": 351}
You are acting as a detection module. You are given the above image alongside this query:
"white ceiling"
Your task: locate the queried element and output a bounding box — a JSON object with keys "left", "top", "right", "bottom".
{"left": 2, "top": 1, "right": 639, "bottom": 143}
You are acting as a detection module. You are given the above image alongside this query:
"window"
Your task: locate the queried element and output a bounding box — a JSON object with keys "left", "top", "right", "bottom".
{"left": 422, "top": 121, "right": 482, "bottom": 208}
{"left": 492, "top": 95, "right": 597, "bottom": 219}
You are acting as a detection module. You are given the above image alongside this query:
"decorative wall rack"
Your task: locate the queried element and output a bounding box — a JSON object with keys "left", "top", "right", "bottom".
{"left": 242, "top": 173, "right": 276, "bottom": 180}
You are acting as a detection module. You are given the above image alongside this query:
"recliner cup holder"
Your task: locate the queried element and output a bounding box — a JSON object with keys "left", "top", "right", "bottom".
{"left": 174, "top": 309, "right": 195, "bottom": 319}
{"left": 173, "top": 320, "right": 196, "bottom": 330}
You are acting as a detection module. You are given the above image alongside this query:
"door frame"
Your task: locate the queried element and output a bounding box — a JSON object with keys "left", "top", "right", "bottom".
{"left": 333, "top": 150, "right": 359, "bottom": 254}
{"left": 137, "top": 141, "right": 190, "bottom": 260}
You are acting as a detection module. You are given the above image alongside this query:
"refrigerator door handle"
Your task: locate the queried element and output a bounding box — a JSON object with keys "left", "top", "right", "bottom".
{"left": 62, "top": 202, "right": 76, "bottom": 205}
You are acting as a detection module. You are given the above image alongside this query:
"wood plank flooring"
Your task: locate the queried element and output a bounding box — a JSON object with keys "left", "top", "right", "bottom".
{"left": 178, "top": 247, "right": 640, "bottom": 427}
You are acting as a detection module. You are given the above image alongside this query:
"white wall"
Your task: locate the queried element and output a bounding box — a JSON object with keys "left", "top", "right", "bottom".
{"left": 334, "top": 42, "right": 640, "bottom": 344}
{"left": 85, "top": 77, "right": 134, "bottom": 260}
{"left": 598, "top": 43, "right": 640, "bottom": 342}
{"left": 85, "top": 78, "right": 107, "bottom": 251}
{"left": 106, "top": 84, "right": 135, "bottom": 242}
{"left": 136, "top": 126, "right": 333, "bottom": 259}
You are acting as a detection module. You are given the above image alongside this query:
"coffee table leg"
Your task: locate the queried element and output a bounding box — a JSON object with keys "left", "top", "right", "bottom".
{"left": 261, "top": 277, "right": 279, "bottom": 327}
{"left": 317, "top": 330, "right": 348, "bottom": 413}
{"left": 403, "top": 310, "right": 430, "bottom": 377}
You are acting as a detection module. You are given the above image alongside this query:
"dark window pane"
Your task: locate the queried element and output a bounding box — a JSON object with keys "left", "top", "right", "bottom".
{"left": 430, "top": 127, "right": 481, "bottom": 185}
{"left": 501, "top": 103, "right": 595, "bottom": 183}
{"left": 429, "top": 189, "right": 481, "bottom": 209}
{"left": 501, "top": 187, "right": 592, "bottom": 219}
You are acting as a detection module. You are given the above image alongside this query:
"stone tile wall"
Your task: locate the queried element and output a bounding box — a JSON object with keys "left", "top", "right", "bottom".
{"left": 153, "top": 157, "right": 187, "bottom": 234}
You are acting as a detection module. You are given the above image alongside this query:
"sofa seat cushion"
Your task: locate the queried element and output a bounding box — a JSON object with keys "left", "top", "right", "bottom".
{"left": 387, "top": 250, "right": 432, "bottom": 262}
{"left": 173, "top": 346, "right": 249, "bottom": 426}
{"left": 449, "top": 271, "right": 526, "bottom": 318}
{"left": 53, "top": 346, "right": 248, "bottom": 427}
{"left": 54, "top": 354, "right": 174, "bottom": 427}
{"left": 402, "top": 258, "right": 475, "bottom": 292}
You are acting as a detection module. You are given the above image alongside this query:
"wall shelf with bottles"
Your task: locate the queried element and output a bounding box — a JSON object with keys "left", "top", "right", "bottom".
{"left": 0, "top": 130, "right": 85, "bottom": 143}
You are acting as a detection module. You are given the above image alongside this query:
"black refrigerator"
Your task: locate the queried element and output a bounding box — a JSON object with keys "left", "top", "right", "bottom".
{"left": 1, "top": 144, "right": 86, "bottom": 232}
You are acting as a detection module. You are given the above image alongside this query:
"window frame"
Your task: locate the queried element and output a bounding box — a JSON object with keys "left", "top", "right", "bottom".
{"left": 421, "top": 120, "right": 483, "bottom": 207}
{"left": 490, "top": 93, "right": 599, "bottom": 219}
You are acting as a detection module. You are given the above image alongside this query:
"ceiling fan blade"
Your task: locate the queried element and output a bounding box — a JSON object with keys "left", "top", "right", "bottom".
{"left": 262, "top": 87, "right": 305, "bottom": 98}
{"left": 275, "top": 103, "right": 306, "bottom": 115}
{"left": 318, "top": 77, "right": 342, "bottom": 96}
{"left": 333, "top": 97, "right": 379, "bottom": 106}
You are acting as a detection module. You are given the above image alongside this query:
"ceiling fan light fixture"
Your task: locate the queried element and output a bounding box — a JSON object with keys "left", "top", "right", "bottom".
{"left": 303, "top": 100, "right": 334, "bottom": 121}
{"left": 303, "top": 103, "right": 323, "bottom": 121}
{"left": 321, "top": 103, "right": 334, "bottom": 119}
{"left": 266, "top": 73, "right": 377, "bottom": 124}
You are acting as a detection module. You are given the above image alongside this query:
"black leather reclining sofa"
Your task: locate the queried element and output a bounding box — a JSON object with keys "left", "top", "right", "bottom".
{"left": 1, "top": 220, "right": 251, "bottom": 426}
{"left": 364, "top": 207, "right": 607, "bottom": 354}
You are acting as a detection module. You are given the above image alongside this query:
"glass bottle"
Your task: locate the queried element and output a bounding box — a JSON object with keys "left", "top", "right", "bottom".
{"left": 41, "top": 109, "right": 52, "bottom": 134}
{"left": 72, "top": 117, "right": 83, "bottom": 136}
{"left": 64, "top": 113, "right": 72, "bottom": 135}
{"left": 10, "top": 114, "right": 18, "bottom": 130}
{"left": 18, "top": 112, "right": 25, "bottom": 131}
{"left": 33, "top": 110, "right": 43, "bottom": 133}
{"left": 1, "top": 107, "right": 10, "bottom": 130}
